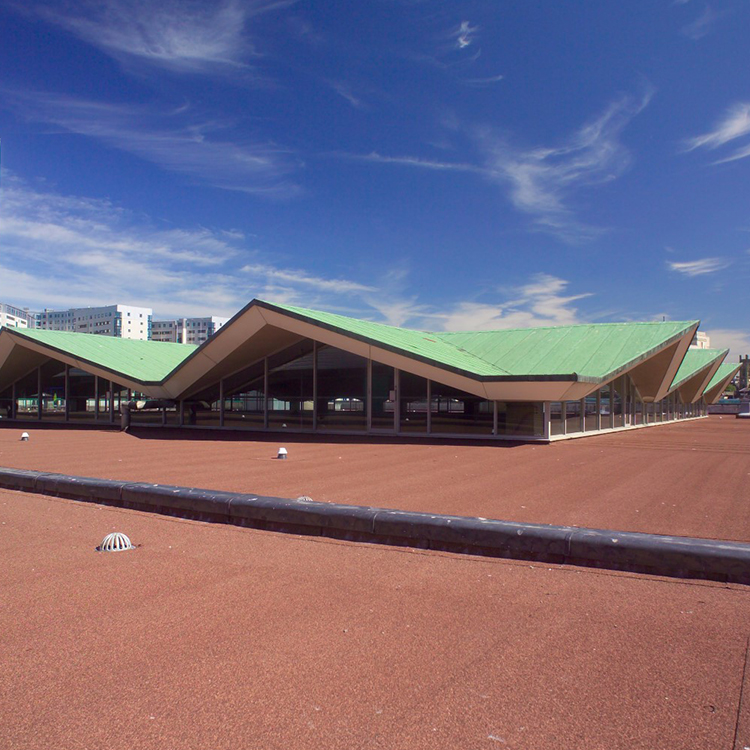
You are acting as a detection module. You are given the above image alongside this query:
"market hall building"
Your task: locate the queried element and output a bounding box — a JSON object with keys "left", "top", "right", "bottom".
{"left": 0, "top": 300, "right": 741, "bottom": 442}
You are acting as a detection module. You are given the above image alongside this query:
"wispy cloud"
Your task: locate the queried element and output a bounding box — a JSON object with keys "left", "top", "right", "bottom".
{"left": 462, "top": 74, "right": 504, "bottom": 88}
{"left": 0, "top": 173, "right": 370, "bottom": 318}
{"left": 453, "top": 21, "right": 479, "bottom": 50}
{"left": 684, "top": 102, "right": 750, "bottom": 164}
{"left": 667, "top": 257, "right": 731, "bottom": 276}
{"left": 0, "top": 183, "right": 596, "bottom": 335}
{"left": 479, "top": 90, "right": 653, "bottom": 241}
{"left": 681, "top": 5, "right": 716, "bottom": 39}
{"left": 329, "top": 81, "right": 365, "bottom": 110}
{"left": 434, "top": 275, "right": 590, "bottom": 331}
{"left": 358, "top": 272, "right": 591, "bottom": 331}
{"left": 241, "top": 264, "right": 375, "bottom": 294}
{"left": 684, "top": 102, "right": 750, "bottom": 151}
{"left": 348, "top": 152, "right": 482, "bottom": 174}
{"left": 7, "top": 90, "right": 300, "bottom": 196}
{"left": 343, "top": 90, "right": 652, "bottom": 242}
{"left": 19, "top": 0, "right": 291, "bottom": 76}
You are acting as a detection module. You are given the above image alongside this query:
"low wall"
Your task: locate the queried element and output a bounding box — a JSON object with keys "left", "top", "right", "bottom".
{"left": 2, "top": 466, "right": 750, "bottom": 585}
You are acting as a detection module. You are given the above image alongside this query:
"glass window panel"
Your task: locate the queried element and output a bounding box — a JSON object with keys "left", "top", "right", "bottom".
{"left": 612, "top": 378, "right": 623, "bottom": 428}
{"left": 267, "top": 340, "right": 314, "bottom": 430}
{"left": 399, "top": 371, "right": 427, "bottom": 432}
{"left": 371, "top": 362, "right": 395, "bottom": 431}
{"left": 223, "top": 359, "right": 265, "bottom": 429}
{"left": 184, "top": 386, "right": 221, "bottom": 427}
{"left": 599, "top": 384, "right": 613, "bottom": 429}
{"left": 498, "top": 402, "right": 544, "bottom": 437}
{"left": 549, "top": 402, "right": 564, "bottom": 436}
{"left": 40, "top": 360, "right": 66, "bottom": 421}
{"left": 633, "top": 381, "right": 643, "bottom": 425}
{"left": 565, "top": 400, "right": 582, "bottom": 434}
{"left": 67, "top": 367, "right": 96, "bottom": 422}
{"left": 0, "top": 385, "right": 12, "bottom": 420}
{"left": 316, "top": 346, "right": 367, "bottom": 432}
{"left": 429, "top": 382, "right": 493, "bottom": 435}
{"left": 13, "top": 368, "right": 40, "bottom": 421}
{"left": 584, "top": 392, "right": 599, "bottom": 432}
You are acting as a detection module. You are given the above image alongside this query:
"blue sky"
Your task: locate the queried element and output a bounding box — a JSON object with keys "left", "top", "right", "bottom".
{"left": 0, "top": 0, "right": 748, "bottom": 357}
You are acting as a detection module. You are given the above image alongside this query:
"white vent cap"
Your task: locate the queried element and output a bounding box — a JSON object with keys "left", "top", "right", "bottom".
{"left": 20, "top": 432, "right": 29, "bottom": 441}
{"left": 98, "top": 532, "right": 134, "bottom": 552}
{"left": 277, "top": 447, "right": 288, "bottom": 459}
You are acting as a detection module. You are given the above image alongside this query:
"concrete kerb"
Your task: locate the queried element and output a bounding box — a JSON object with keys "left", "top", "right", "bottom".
{"left": 1, "top": 466, "right": 749, "bottom": 585}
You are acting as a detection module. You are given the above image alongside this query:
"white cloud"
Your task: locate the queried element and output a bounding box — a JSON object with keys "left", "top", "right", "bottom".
{"left": 241, "top": 264, "right": 375, "bottom": 294}
{"left": 19, "top": 0, "right": 291, "bottom": 76}
{"left": 667, "top": 257, "right": 731, "bottom": 276}
{"left": 0, "top": 173, "right": 371, "bottom": 318}
{"left": 454, "top": 21, "right": 479, "bottom": 50}
{"left": 681, "top": 5, "right": 716, "bottom": 40}
{"left": 462, "top": 74, "right": 504, "bottom": 87}
{"left": 702, "top": 329, "right": 750, "bottom": 361}
{"left": 342, "top": 91, "right": 652, "bottom": 242}
{"left": 684, "top": 102, "right": 750, "bottom": 157}
{"left": 434, "top": 275, "right": 590, "bottom": 331}
{"left": 350, "top": 151, "right": 482, "bottom": 174}
{"left": 7, "top": 91, "right": 300, "bottom": 196}
{"left": 714, "top": 143, "right": 750, "bottom": 165}
{"left": 329, "top": 81, "right": 365, "bottom": 110}
{"left": 479, "top": 90, "right": 653, "bottom": 241}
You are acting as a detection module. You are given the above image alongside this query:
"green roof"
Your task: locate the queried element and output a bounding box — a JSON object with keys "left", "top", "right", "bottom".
{"left": 262, "top": 301, "right": 697, "bottom": 383}
{"left": 705, "top": 362, "right": 741, "bottom": 394}
{"left": 670, "top": 348, "right": 728, "bottom": 390}
{"left": 7, "top": 328, "right": 196, "bottom": 383}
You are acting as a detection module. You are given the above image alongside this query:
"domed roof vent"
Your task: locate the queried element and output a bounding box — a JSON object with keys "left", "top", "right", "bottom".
{"left": 98, "top": 532, "right": 134, "bottom": 552}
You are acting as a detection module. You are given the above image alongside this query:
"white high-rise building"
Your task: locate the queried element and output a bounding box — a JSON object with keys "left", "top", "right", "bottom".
{"left": 690, "top": 332, "right": 711, "bottom": 350}
{"left": 36, "top": 304, "right": 153, "bottom": 340}
{"left": 0, "top": 303, "right": 33, "bottom": 330}
{"left": 151, "top": 316, "right": 228, "bottom": 345}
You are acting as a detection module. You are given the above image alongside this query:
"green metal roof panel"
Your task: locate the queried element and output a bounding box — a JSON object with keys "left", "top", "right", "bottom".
{"left": 263, "top": 301, "right": 697, "bottom": 383}
{"left": 262, "top": 302, "right": 503, "bottom": 376}
{"left": 435, "top": 321, "right": 696, "bottom": 379}
{"left": 705, "top": 362, "right": 741, "bottom": 393}
{"left": 670, "top": 348, "right": 728, "bottom": 390}
{"left": 8, "top": 328, "right": 197, "bottom": 383}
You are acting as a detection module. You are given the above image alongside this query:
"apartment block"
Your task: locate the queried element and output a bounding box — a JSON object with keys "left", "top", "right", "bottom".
{"left": 0, "top": 303, "right": 33, "bottom": 330}
{"left": 36, "top": 304, "right": 153, "bottom": 340}
{"left": 690, "top": 331, "right": 711, "bottom": 349}
{"left": 151, "top": 316, "right": 228, "bottom": 345}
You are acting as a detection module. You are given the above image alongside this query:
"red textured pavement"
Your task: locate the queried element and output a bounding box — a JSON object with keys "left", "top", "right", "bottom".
{"left": 2, "top": 487, "right": 750, "bottom": 749}
{"left": 1, "top": 416, "right": 749, "bottom": 541}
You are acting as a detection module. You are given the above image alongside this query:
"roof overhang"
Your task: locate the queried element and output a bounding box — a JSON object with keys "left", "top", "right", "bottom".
{"left": 0, "top": 328, "right": 172, "bottom": 397}
{"left": 627, "top": 331, "right": 697, "bottom": 403}
{"left": 160, "top": 302, "right": 701, "bottom": 404}
{"left": 704, "top": 364, "right": 742, "bottom": 404}
{"left": 666, "top": 349, "right": 728, "bottom": 403}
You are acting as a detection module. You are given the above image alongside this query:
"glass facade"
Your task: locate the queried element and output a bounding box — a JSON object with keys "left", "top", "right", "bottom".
{"left": 0, "top": 342, "right": 711, "bottom": 441}
{"left": 549, "top": 402, "right": 564, "bottom": 436}
{"left": 317, "top": 346, "right": 367, "bottom": 432}
{"left": 371, "top": 361, "right": 395, "bottom": 431}
{"left": 267, "top": 341, "right": 314, "bottom": 430}
{"left": 430, "top": 382, "right": 494, "bottom": 435}
{"left": 399, "top": 371, "right": 427, "bottom": 433}
{"left": 549, "top": 371, "right": 708, "bottom": 440}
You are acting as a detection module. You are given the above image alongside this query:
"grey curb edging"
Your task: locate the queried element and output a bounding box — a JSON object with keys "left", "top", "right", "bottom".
{"left": 2, "top": 466, "right": 750, "bottom": 585}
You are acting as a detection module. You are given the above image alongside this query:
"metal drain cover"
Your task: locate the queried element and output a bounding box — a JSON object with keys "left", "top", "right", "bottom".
{"left": 98, "top": 532, "right": 134, "bottom": 552}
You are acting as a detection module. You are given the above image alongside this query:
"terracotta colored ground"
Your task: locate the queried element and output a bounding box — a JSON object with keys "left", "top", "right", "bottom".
{"left": 2, "top": 487, "right": 750, "bottom": 750}
{"left": 1, "top": 415, "right": 748, "bottom": 541}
